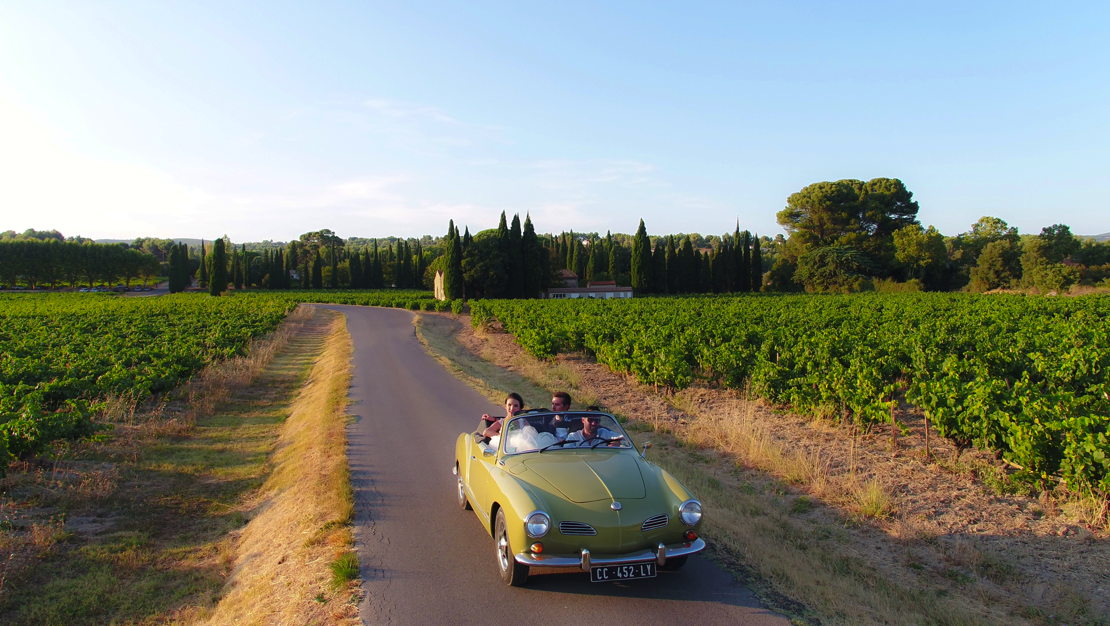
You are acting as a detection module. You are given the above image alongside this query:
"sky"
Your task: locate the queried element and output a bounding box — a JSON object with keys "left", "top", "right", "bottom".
{"left": 1, "top": 1, "right": 1107, "bottom": 242}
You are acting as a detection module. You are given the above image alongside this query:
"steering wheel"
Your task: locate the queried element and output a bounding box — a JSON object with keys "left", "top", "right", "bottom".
{"left": 590, "top": 435, "right": 626, "bottom": 449}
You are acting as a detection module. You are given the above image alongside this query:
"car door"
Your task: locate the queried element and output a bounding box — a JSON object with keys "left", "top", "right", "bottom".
{"left": 466, "top": 439, "right": 498, "bottom": 528}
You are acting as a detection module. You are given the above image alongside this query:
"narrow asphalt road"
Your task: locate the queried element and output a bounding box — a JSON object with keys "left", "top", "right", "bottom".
{"left": 323, "top": 305, "right": 789, "bottom": 626}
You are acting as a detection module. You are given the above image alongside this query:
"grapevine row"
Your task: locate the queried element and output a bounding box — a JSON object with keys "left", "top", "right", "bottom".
{"left": 470, "top": 294, "right": 1110, "bottom": 494}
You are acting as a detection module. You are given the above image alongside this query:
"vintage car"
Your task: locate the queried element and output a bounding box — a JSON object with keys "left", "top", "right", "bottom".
{"left": 454, "top": 410, "right": 705, "bottom": 586}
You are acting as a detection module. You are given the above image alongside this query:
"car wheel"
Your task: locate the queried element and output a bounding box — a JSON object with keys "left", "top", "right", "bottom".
{"left": 495, "top": 509, "right": 528, "bottom": 586}
{"left": 661, "top": 555, "right": 688, "bottom": 571}
{"left": 457, "top": 474, "right": 472, "bottom": 510}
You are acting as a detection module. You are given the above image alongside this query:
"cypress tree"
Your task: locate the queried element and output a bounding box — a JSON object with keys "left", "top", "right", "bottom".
{"left": 312, "top": 251, "right": 323, "bottom": 289}
{"left": 739, "top": 231, "right": 751, "bottom": 292}
{"left": 630, "top": 219, "right": 651, "bottom": 292}
{"left": 698, "top": 249, "right": 713, "bottom": 292}
{"left": 680, "top": 236, "right": 695, "bottom": 293}
{"left": 168, "top": 244, "right": 182, "bottom": 293}
{"left": 462, "top": 227, "right": 472, "bottom": 254}
{"left": 209, "top": 238, "right": 228, "bottom": 296}
{"left": 666, "top": 235, "right": 679, "bottom": 294}
{"left": 231, "top": 250, "right": 243, "bottom": 289}
{"left": 329, "top": 246, "right": 339, "bottom": 289}
{"left": 651, "top": 239, "right": 667, "bottom": 293}
{"left": 444, "top": 221, "right": 463, "bottom": 299}
{"left": 711, "top": 245, "right": 724, "bottom": 293}
{"left": 608, "top": 239, "right": 620, "bottom": 279}
{"left": 350, "top": 251, "right": 362, "bottom": 288}
{"left": 750, "top": 235, "right": 763, "bottom": 291}
{"left": 522, "top": 215, "right": 541, "bottom": 298}
{"left": 507, "top": 214, "right": 524, "bottom": 297}
{"left": 372, "top": 245, "right": 381, "bottom": 288}
{"left": 585, "top": 242, "right": 597, "bottom": 281}
{"left": 199, "top": 239, "right": 208, "bottom": 288}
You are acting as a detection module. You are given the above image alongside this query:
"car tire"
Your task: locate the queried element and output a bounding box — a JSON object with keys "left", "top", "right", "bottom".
{"left": 457, "top": 473, "right": 472, "bottom": 510}
{"left": 495, "top": 509, "right": 528, "bottom": 586}
{"left": 661, "top": 555, "right": 688, "bottom": 571}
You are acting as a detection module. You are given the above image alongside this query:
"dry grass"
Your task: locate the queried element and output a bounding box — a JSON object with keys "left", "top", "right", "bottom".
{"left": 417, "top": 312, "right": 1110, "bottom": 626}
{"left": 198, "top": 309, "right": 360, "bottom": 626}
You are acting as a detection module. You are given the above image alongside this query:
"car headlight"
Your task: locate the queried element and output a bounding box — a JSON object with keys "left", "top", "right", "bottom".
{"left": 678, "top": 500, "right": 702, "bottom": 526}
{"left": 525, "top": 511, "right": 551, "bottom": 538}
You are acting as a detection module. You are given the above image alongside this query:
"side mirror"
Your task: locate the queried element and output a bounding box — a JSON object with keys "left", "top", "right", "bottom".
{"left": 641, "top": 441, "right": 652, "bottom": 458}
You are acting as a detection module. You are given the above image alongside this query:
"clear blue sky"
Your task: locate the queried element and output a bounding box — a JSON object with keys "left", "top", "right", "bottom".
{"left": 1, "top": 1, "right": 1107, "bottom": 242}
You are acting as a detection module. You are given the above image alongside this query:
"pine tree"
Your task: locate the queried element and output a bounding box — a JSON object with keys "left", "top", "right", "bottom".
{"left": 199, "top": 239, "right": 208, "bottom": 288}
{"left": 209, "top": 238, "right": 228, "bottom": 296}
{"left": 750, "top": 235, "right": 762, "bottom": 291}
{"left": 630, "top": 219, "right": 651, "bottom": 292}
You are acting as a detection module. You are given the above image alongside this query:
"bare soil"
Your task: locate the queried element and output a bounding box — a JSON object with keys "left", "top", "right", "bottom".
{"left": 431, "top": 312, "right": 1109, "bottom": 625}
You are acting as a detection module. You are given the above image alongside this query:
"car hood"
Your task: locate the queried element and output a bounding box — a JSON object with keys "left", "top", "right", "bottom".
{"left": 521, "top": 452, "right": 646, "bottom": 503}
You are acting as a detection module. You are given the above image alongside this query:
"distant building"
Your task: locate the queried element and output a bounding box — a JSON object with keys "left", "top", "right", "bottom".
{"left": 433, "top": 270, "right": 446, "bottom": 301}
{"left": 544, "top": 280, "right": 633, "bottom": 300}
{"left": 555, "top": 269, "right": 578, "bottom": 288}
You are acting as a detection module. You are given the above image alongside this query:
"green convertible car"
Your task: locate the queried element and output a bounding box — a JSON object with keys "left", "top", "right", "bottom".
{"left": 454, "top": 410, "right": 705, "bottom": 586}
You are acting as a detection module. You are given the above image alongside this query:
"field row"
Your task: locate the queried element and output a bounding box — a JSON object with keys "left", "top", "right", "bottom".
{"left": 470, "top": 294, "right": 1110, "bottom": 494}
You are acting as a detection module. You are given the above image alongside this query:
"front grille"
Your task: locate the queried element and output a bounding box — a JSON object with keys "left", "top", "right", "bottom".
{"left": 559, "top": 521, "right": 597, "bottom": 536}
{"left": 641, "top": 514, "right": 669, "bottom": 531}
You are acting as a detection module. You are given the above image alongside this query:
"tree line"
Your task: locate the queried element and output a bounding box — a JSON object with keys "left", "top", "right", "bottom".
{"left": 0, "top": 239, "right": 161, "bottom": 289}
{"left": 767, "top": 178, "right": 1110, "bottom": 293}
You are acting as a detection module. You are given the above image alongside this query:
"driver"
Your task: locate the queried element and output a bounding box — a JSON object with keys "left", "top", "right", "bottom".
{"left": 566, "top": 414, "right": 620, "bottom": 447}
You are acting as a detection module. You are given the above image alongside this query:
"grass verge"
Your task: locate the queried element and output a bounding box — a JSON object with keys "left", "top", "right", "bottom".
{"left": 198, "top": 308, "right": 359, "bottom": 625}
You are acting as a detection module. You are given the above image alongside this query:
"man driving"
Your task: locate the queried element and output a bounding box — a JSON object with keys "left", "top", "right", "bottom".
{"left": 566, "top": 414, "right": 619, "bottom": 447}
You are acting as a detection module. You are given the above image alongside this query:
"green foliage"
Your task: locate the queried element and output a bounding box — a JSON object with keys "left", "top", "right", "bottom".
{"left": 893, "top": 224, "right": 946, "bottom": 280}
{"left": 777, "top": 178, "right": 919, "bottom": 267}
{"left": 794, "top": 246, "right": 874, "bottom": 293}
{"left": 329, "top": 552, "right": 359, "bottom": 589}
{"left": 969, "top": 239, "right": 1021, "bottom": 291}
{"left": 471, "top": 293, "right": 1110, "bottom": 495}
{"left": 631, "top": 219, "right": 652, "bottom": 292}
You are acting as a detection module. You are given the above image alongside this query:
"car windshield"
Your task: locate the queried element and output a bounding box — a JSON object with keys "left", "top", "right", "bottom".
{"left": 501, "top": 412, "right": 631, "bottom": 455}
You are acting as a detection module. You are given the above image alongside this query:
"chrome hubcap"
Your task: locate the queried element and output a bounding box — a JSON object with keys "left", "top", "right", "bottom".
{"left": 497, "top": 531, "right": 510, "bottom": 570}
{"left": 457, "top": 478, "right": 465, "bottom": 503}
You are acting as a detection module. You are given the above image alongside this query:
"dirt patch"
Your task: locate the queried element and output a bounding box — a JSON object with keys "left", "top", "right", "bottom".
{"left": 421, "top": 312, "right": 1109, "bottom": 625}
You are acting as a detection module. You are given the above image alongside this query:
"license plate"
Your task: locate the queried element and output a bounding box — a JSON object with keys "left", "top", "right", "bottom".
{"left": 590, "top": 562, "right": 657, "bottom": 582}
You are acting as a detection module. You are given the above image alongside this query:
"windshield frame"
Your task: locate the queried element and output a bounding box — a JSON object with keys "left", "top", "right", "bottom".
{"left": 498, "top": 411, "right": 632, "bottom": 457}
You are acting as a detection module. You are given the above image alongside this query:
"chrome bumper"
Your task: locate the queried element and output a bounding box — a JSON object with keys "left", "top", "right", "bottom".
{"left": 514, "top": 538, "right": 706, "bottom": 571}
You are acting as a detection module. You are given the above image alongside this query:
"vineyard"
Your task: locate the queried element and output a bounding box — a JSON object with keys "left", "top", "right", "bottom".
{"left": 470, "top": 294, "right": 1110, "bottom": 495}
{"left": 0, "top": 289, "right": 457, "bottom": 472}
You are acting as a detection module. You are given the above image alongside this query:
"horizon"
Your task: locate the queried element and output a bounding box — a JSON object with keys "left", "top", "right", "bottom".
{"left": 2, "top": 2, "right": 1107, "bottom": 241}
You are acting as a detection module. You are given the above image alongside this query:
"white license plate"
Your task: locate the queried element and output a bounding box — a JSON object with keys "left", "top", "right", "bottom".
{"left": 590, "top": 562, "right": 657, "bottom": 582}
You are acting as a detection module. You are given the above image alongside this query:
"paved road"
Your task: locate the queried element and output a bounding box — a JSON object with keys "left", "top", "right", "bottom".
{"left": 324, "top": 305, "right": 788, "bottom": 626}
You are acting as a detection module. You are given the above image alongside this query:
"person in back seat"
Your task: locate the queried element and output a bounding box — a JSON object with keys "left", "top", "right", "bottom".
{"left": 476, "top": 393, "right": 524, "bottom": 444}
